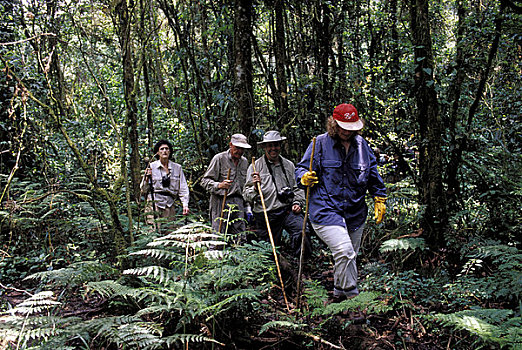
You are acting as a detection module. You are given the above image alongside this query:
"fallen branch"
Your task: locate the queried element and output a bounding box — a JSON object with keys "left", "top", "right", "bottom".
{"left": 295, "top": 331, "right": 345, "bottom": 349}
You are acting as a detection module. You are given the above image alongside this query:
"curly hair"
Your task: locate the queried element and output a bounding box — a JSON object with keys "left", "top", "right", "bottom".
{"left": 153, "top": 139, "right": 173, "bottom": 159}
{"left": 326, "top": 116, "right": 364, "bottom": 137}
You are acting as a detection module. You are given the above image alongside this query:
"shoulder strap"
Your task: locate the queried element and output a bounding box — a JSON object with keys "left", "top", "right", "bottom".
{"left": 264, "top": 155, "right": 291, "bottom": 191}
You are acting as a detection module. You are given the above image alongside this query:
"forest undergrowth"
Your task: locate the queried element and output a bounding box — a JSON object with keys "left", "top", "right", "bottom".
{"left": 1, "top": 177, "right": 521, "bottom": 349}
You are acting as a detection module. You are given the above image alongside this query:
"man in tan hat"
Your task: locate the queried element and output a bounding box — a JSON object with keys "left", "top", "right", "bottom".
{"left": 201, "top": 133, "right": 251, "bottom": 235}
{"left": 243, "top": 130, "right": 311, "bottom": 257}
{"left": 296, "top": 103, "right": 386, "bottom": 301}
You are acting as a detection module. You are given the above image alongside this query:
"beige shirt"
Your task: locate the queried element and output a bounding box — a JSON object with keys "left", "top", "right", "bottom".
{"left": 200, "top": 150, "right": 248, "bottom": 197}
{"left": 201, "top": 149, "right": 249, "bottom": 232}
{"left": 140, "top": 160, "right": 190, "bottom": 210}
{"left": 243, "top": 156, "right": 305, "bottom": 214}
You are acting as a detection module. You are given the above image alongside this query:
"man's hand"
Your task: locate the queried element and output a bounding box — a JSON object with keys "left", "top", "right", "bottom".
{"left": 300, "top": 171, "right": 318, "bottom": 187}
{"left": 251, "top": 172, "right": 261, "bottom": 184}
{"left": 374, "top": 197, "right": 386, "bottom": 224}
{"left": 218, "top": 179, "right": 232, "bottom": 189}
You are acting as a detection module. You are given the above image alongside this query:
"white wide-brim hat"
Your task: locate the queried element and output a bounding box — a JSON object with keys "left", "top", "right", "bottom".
{"left": 257, "top": 130, "right": 287, "bottom": 145}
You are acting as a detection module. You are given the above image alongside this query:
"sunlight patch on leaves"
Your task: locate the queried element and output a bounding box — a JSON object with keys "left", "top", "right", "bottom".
{"left": 379, "top": 237, "right": 426, "bottom": 253}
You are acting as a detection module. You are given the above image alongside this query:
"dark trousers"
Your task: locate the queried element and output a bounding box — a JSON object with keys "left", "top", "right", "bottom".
{"left": 253, "top": 206, "right": 312, "bottom": 258}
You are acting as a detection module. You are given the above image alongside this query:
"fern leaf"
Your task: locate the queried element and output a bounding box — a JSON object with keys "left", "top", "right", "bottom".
{"left": 429, "top": 309, "right": 522, "bottom": 347}
{"left": 316, "top": 291, "right": 381, "bottom": 317}
{"left": 86, "top": 280, "right": 134, "bottom": 298}
{"left": 201, "top": 288, "right": 260, "bottom": 319}
{"left": 163, "top": 334, "right": 224, "bottom": 347}
{"left": 259, "top": 320, "right": 307, "bottom": 335}
{"left": 130, "top": 248, "right": 181, "bottom": 261}
{"left": 380, "top": 237, "right": 426, "bottom": 253}
{"left": 8, "top": 291, "right": 61, "bottom": 315}
{"left": 123, "top": 266, "right": 174, "bottom": 284}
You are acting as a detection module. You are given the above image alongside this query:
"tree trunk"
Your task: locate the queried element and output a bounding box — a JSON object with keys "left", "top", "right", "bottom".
{"left": 334, "top": 2, "right": 347, "bottom": 101}
{"left": 140, "top": 0, "right": 153, "bottom": 152}
{"left": 409, "top": 0, "right": 447, "bottom": 247}
{"left": 274, "top": 0, "right": 289, "bottom": 128}
{"left": 313, "top": 1, "right": 331, "bottom": 116}
{"left": 233, "top": 0, "right": 254, "bottom": 136}
{"left": 445, "top": 0, "right": 466, "bottom": 213}
{"left": 114, "top": 0, "right": 141, "bottom": 203}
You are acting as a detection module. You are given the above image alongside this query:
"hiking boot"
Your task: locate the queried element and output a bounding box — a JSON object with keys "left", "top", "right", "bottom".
{"left": 332, "top": 287, "right": 359, "bottom": 302}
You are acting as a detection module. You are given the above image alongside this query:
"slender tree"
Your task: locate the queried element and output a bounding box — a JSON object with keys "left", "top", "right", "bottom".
{"left": 273, "top": 0, "right": 289, "bottom": 128}
{"left": 409, "top": 0, "right": 447, "bottom": 247}
{"left": 233, "top": 0, "right": 254, "bottom": 136}
{"left": 113, "top": 0, "right": 141, "bottom": 203}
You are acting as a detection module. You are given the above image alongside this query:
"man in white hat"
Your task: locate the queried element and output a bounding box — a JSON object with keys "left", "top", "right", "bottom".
{"left": 296, "top": 103, "right": 387, "bottom": 301}
{"left": 243, "top": 130, "right": 311, "bottom": 257}
{"left": 201, "top": 133, "right": 252, "bottom": 234}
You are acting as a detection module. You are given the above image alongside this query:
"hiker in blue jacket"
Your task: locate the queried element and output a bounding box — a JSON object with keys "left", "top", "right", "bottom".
{"left": 296, "top": 103, "right": 387, "bottom": 301}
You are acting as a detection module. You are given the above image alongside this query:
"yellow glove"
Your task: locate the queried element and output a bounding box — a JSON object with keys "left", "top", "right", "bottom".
{"left": 374, "top": 197, "right": 386, "bottom": 224}
{"left": 300, "top": 171, "right": 318, "bottom": 187}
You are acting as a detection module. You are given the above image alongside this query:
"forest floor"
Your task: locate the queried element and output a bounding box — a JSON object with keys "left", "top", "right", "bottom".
{"left": 1, "top": 235, "right": 470, "bottom": 350}
{"left": 235, "top": 249, "right": 447, "bottom": 350}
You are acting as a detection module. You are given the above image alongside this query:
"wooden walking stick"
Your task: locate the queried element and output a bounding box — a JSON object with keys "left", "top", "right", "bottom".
{"left": 296, "top": 137, "right": 316, "bottom": 310}
{"left": 141, "top": 152, "right": 160, "bottom": 232}
{"left": 217, "top": 168, "right": 232, "bottom": 233}
{"left": 252, "top": 157, "right": 290, "bottom": 312}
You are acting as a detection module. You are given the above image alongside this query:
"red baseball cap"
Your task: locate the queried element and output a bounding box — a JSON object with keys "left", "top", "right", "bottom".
{"left": 332, "top": 104, "right": 363, "bottom": 131}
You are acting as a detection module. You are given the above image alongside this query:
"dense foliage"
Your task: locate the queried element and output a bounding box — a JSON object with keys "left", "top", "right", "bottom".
{"left": 1, "top": 0, "right": 521, "bottom": 348}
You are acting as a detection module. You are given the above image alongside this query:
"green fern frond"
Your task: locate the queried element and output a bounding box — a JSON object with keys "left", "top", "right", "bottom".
{"left": 108, "top": 322, "right": 162, "bottom": 348}
{"left": 123, "top": 266, "right": 174, "bottom": 284}
{"left": 6, "top": 291, "right": 61, "bottom": 315}
{"left": 131, "top": 286, "right": 185, "bottom": 306}
{"left": 380, "top": 237, "right": 426, "bottom": 253}
{"left": 203, "top": 250, "right": 227, "bottom": 260}
{"left": 0, "top": 315, "right": 83, "bottom": 346}
{"left": 25, "top": 261, "right": 118, "bottom": 287}
{"left": 130, "top": 248, "right": 181, "bottom": 261}
{"left": 0, "top": 315, "right": 80, "bottom": 328}
{"left": 163, "top": 232, "right": 222, "bottom": 241}
{"left": 202, "top": 288, "right": 260, "bottom": 319}
{"left": 163, "top": 333, "right": 224, "bottom": 347}
{"left": 303, "top": 280, "right": 329, "bottom": 311}
{"left": 316, "top": 291, "right": 381, "bottom": 317}
{"left": 159, "top": 222, "right": 214, "bottom": 238}
{"left": 82, "top": 315, "right": 141, "bottom": 335}
{"left": 136, "top": 305, "right": 177, "bottom": 317}
{"left": 429, "top": 309, "right": 522, "bottom": 347}
{"left": 259, "top": 320, "right": 307, "bottom": 335}
{"left": 454, "top": 243, "right": 522, "bottom": 301}
{"left": 474, "top": 244, "right": 520, "bottom": 259}
{"left": 86, "top": 280, "right": 135, "bottom": 298}
{"left": 146, "top": 240, "right": 187, "bottom": 248}
{"left": 18, "top": 325, "right": 64, "bottom": 342}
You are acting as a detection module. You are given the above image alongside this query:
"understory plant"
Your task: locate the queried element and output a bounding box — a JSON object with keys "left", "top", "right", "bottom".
{"left": 0, "top": 222, "right": 276, "bottom": 349}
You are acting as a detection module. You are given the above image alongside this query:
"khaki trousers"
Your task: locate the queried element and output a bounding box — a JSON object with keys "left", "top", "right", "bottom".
{"left": 311, "top": 222, "right": 365, "bottom": 291}
{"left": 145, "top": 202, "right": 177, "bottom": 231}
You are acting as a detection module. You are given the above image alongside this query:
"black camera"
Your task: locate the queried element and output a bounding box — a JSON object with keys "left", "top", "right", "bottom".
{"left": 161, "top": 173, "right": 171, "bottom": 188}
{"left": 277, "top": 187, "right": 295, "bottom": 203}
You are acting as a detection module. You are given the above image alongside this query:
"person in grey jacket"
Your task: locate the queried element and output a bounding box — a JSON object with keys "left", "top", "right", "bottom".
{"left": 201, "top": 134, "right": 251, "bottom": 234}
{"left": 243, "top": 131, "right": 311, "bottom": 257}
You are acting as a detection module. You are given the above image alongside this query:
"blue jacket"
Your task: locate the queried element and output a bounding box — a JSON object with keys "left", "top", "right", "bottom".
{"left": 295, "top": 132, "right": 386, "bottom": 231}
